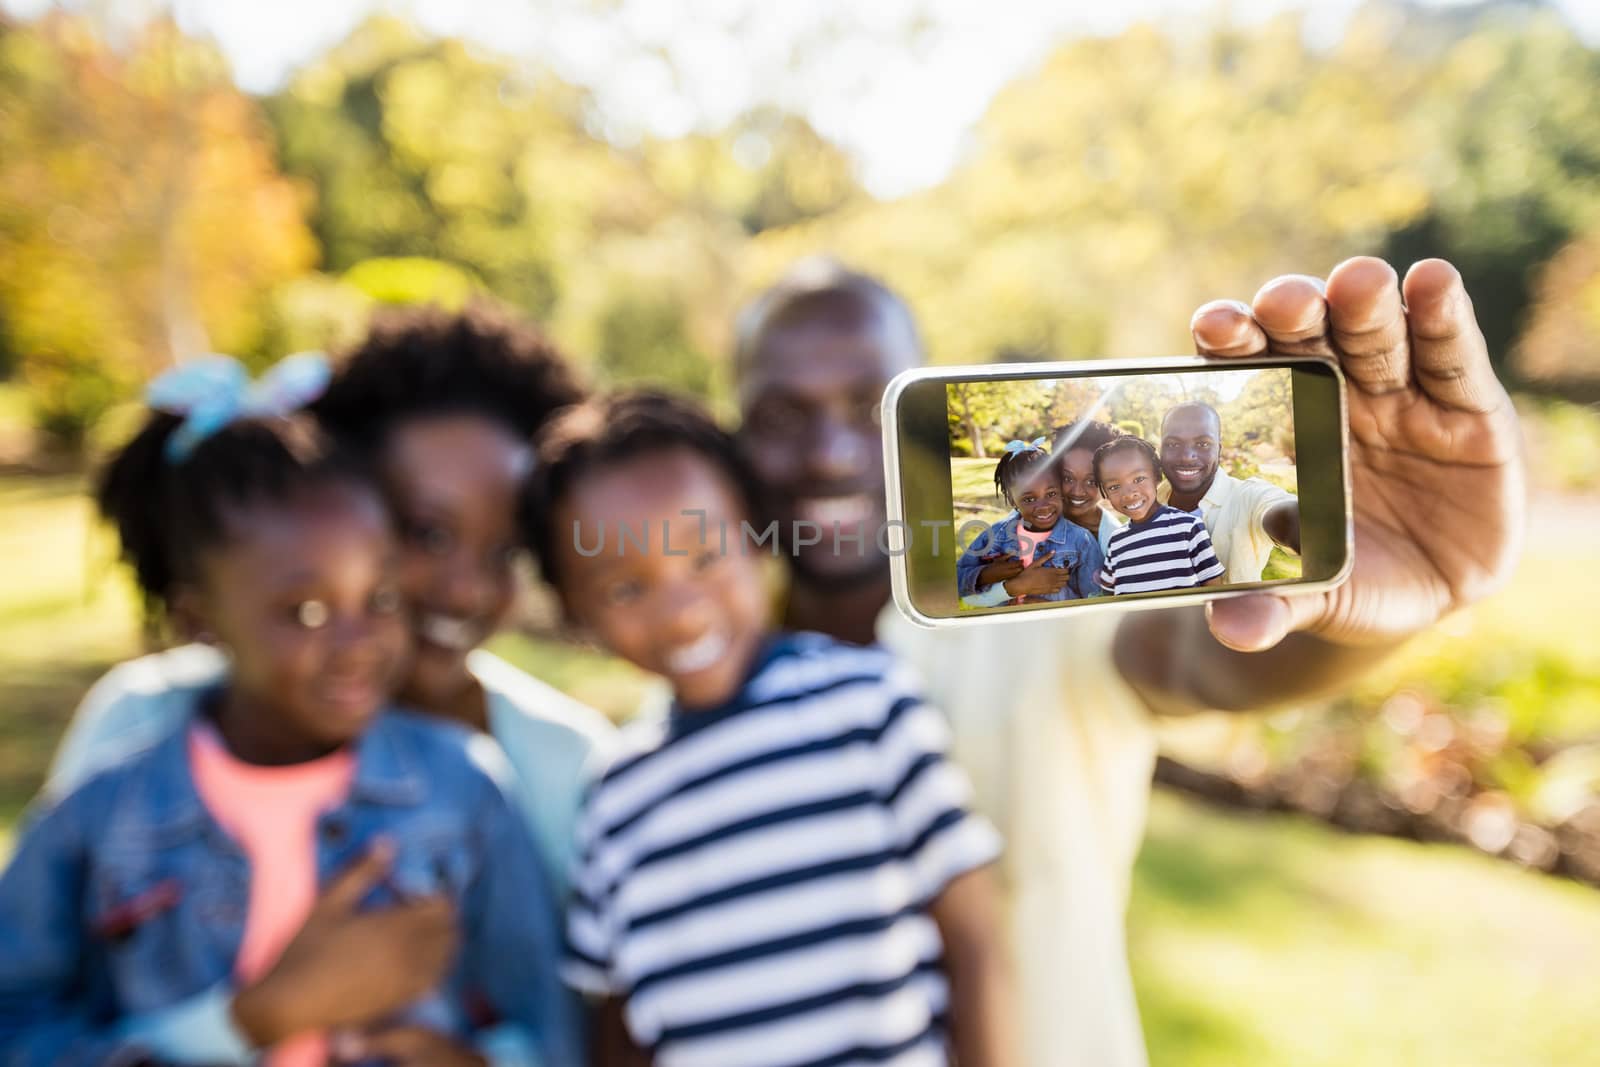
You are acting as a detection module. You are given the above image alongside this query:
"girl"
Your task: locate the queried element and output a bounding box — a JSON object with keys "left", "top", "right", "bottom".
{"left": 956, "top": 438, "right": 1103, "bottom": 606}
{"left": 48, "top": 305, "right": 616, "bottom": 907}
{"left": 0, "top": 356, "right": 577, "bottom": 1065}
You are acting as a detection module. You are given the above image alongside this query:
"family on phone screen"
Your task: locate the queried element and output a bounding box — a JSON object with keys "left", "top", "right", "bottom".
{"left": 957, "top": 402, "right": 1302, "bottom": 606}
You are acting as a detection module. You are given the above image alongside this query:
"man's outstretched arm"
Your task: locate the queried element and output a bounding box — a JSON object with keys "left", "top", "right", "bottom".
{"left": 1119, "top": 256, "right": 1525, "bottom": 716}
{"left": 1263, "top": 498, "right": 1301, "bottom": 554}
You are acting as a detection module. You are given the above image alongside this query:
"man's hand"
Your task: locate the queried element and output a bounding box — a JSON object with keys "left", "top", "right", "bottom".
{"left": 1003, "top": 549, "right": 1073, "bottom": 599}
{"left": 1191, "top": 257, "right": 1524, "bottom": 652}
{"left": 231, "top": 840, "right": 458, "bottom": 1044}
{"left": 976, "top": 553, "right": 1025, "bottom": 587}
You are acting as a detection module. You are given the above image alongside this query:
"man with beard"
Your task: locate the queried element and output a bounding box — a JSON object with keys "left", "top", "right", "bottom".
{"left": 733, "top": 256, "right": 1523, "bottom": 1067}
{"left": 1159, "top": 400, "right": 1301, "bottom": 583}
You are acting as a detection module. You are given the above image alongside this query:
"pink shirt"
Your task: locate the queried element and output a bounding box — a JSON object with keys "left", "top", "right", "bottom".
{"left": 189, "top": 724, "right": 356, "bottom": 1067}
{"left": 1017, "top": 522, "right": 1055, "bottom": 568}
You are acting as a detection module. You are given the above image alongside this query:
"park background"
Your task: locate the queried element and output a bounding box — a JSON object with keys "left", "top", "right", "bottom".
{"left": 1, "top": 1, "right": 1598, "bottom": 1063}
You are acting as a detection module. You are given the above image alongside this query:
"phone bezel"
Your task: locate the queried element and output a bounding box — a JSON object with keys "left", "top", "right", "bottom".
{"left": 880, "top": 355, "right": 1354, "bottom": 628}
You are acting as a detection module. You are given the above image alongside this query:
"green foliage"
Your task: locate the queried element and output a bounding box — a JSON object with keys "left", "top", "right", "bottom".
{"left": 251, "top": 273, "right": 375, "bottom": 365}
{"left": 1379, "top": 9, "right": 1600, "bottom": 378}
{"left": 5, "top": 4, "right": 1600, "bottom": 450}
{"left": 647, "top": 107, "right": 865, "bottom": 235}
{"left": 946, "top": 380, "right": 1051, "bottom": 457}
{"left": 595, "top": 291, "right": 713, "bottom": 397}
{"left": 261, "top": 16, "right": 754, "bottom": 393}
{"left": 342, "top": 256, "right": 481, "bottom": 308}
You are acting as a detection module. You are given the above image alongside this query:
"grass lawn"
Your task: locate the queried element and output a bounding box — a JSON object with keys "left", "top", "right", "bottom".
{"left": 2, "top": 470, "right": 1599, "bottom": 1064}
{"left": 1133, "top": 789, "right": 1600, "bottom": 1067}
{"left": 0, "top": 474, "right": 142, "bottom": 828}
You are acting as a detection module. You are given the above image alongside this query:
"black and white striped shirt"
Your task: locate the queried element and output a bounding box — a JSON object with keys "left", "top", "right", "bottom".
{"left": 1099, "top": 504, "right": 1225, "bottom": 595}
{"left": 565, "top": 632, "right": 1001, "bottom": 1067}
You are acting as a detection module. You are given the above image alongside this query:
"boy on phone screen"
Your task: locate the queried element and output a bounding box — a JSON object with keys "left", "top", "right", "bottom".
{"left": 1094, "top": 437, "right": 1224, "bottom": 595}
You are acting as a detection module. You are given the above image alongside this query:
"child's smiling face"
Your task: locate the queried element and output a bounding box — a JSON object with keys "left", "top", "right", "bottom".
{"left": 1009, "top": 469, "right": 1062, "bottom": 533}
{"left": 551, "top": 448, "right": 770, "bottom": 711}
{"left": 188, "top": 482, "right": 409, "bottom": 761}
{"left": 1098, "top": 449, "right": 1161, "bottom": 523}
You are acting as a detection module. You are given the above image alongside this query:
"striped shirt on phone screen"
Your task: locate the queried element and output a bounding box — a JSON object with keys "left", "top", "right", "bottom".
{"left": 1098, "top": 504, "right": 1225, "bottom": 594}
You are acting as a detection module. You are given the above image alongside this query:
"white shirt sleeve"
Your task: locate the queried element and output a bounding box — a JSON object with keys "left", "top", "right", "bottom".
{"left": 1243, "top": 476, "right": 1297, "bottom": 534}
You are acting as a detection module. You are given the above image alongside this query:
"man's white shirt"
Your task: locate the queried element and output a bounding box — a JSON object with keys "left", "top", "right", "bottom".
{"left": 876, "top": 606, "right": 1156, "bottom": 1067}
{"left": 1160, "top": 469, "right": 1297, "bottom": 583}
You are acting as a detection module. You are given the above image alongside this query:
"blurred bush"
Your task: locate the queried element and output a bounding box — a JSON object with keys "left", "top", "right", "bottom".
{"left": 1518, "top": 397, "right": 1600, "bottom": 492}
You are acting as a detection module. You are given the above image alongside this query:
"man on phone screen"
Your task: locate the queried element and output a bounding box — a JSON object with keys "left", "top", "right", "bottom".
{"left": 1157, "top": 401, "right": 1301, "bottom": 583}
{"left": 734, "top": 256, "right": 1523, "bottom": 1067}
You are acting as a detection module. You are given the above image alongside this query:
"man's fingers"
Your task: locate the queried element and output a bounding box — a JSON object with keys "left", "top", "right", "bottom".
{"left": 1191, "top": 299, "right": 1267, "bottom": 357}
{"left": 317, "top": 838, "right": 394, "bottom": 914}
{"left": 1403, "top": 259, "right": 1500, "bottom": 413}
{"left": 1191, "top": 275, "right": 1332, "bottom": 360}
{"left": 1325, "top": 257, "right": 1411, "bottom": 395}
{"left": 1251, "top": 274, "right": 1336, "bottom": 357}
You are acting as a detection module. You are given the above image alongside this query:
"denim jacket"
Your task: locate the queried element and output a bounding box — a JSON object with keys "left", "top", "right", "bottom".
{"left": 0, "top": 705, "right": 583, "bottom": 1067}
{"left": 956, "top": 514, "right": 1104, "bottom": 603}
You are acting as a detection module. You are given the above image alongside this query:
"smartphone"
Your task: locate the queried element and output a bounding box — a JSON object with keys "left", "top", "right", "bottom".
{"left": 881, "top": 356, "right": 1351, "bottom": 626}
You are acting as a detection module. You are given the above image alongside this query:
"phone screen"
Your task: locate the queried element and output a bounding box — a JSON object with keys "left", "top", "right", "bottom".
{"left": 885, "top": 358, "right": 1349, "bottom": 622}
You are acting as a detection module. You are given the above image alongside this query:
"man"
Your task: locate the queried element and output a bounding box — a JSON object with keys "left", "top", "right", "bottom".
{"left": 1158, "top": 400, "right": 1300, "bottom": 583}
{"left": 733, "top": 255, "right": 1523, "bottom": 1067}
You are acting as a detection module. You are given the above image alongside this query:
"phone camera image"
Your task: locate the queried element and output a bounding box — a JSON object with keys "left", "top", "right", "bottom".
{"left": 885, "top": 358, "right": 1350, "bottom": 623}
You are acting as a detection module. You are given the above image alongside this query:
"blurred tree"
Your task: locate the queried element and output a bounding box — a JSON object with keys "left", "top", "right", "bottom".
{"left": 0, "top": 14, "right": 314, "bottom": 450}
{"left": 751, "top": 10, "right": 1440, "bottom": 366}
{"left": 266, "top": 16, "right": 747, "bottom": 393}
{"left": 253, "top": 273, "right": 375, "bottom": 365}
{"left": 1513, "top": 228, "right": 1600, "bottom": 387}
{"left": 595, "top": 291, "right": 711, "bottom": 395}
{"left": 1380, "top": 6, "right": 1600, "bottom": 380}
{"left": 646, "top": 107, "right": 865, "bottom": 235}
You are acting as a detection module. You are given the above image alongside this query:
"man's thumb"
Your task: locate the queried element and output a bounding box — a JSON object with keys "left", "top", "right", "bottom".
{"left": 319, "top": 837, "right": 395, "bottom": 913}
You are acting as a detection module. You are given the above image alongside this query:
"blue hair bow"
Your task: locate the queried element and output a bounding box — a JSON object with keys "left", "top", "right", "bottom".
{"left": 1003, "top": 436, "right": 1048, "bottom": 455}
{"left": 145, "top": 351, "right": 332, "bottom": 462}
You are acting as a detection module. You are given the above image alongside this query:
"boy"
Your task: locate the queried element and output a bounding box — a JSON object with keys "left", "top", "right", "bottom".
{"left": 523, "top": 390, "right": 1015, "bottom": 1067}
{"left": 1093, "top": 436, "right": 1225, "bottom": 595}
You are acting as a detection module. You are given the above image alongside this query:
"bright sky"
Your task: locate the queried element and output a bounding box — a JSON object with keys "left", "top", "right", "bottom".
{"left": 1080, "top": 366, "right": 1267, "bottom": 406}
{"left": 7, "top": 0, "right": 1598, "bottom": 197}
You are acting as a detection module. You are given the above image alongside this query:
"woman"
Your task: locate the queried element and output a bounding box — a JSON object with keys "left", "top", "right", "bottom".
{"left": 1053, "top": 418, "right": 1126, "bottom": 557}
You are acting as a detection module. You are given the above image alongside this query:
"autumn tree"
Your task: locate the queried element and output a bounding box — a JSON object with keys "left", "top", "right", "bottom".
{"left": 0, "top": 14, "right": 314, "bottom": 449}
